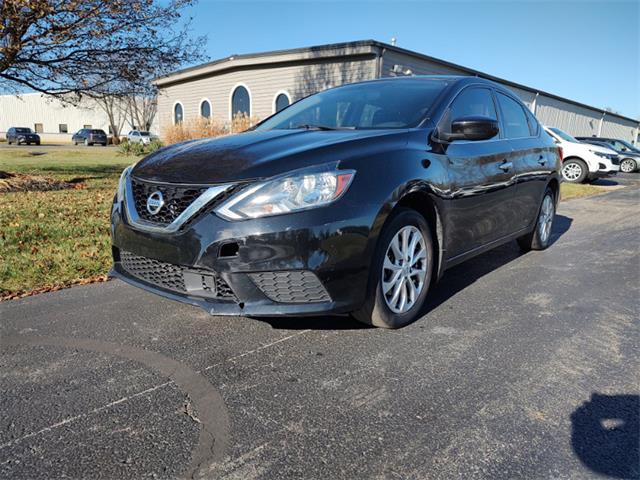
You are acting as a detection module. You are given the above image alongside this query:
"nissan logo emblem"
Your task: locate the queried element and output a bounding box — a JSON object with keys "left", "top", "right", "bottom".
{"left": 146, "top": 191, "right": 165, "bottom": 215}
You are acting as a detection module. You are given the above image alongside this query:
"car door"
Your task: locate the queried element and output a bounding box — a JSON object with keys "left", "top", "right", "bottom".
{"left": 440, "top": 86, "right": 518, "bottom": 258}
{"left": 495, "top": 92, "right": 550, "bottom": 231}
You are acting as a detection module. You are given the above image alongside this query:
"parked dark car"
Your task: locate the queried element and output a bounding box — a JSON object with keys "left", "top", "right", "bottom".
{"left": 576, "top": 136, "right": 640, "bottom": 173}
{"left": 110, "top": 76, "right": 561, "bottom": 328}
{"left": 72, "top": 128, "right": 108, "bottom": 146}
{"left": 6, "top": 127, "right": 40, "bottom": 145}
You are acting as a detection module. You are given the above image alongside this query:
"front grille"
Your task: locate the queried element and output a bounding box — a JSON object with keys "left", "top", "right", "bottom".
{"left": 249, "top": 271, "right": 331, "bottom": 304}
{"left": 131, "top": 177, "right": 208, "bottom": 225}
{"left": 120, "top": 250, "right": 236, "bottom": 300}
{"left": 121, "top": 250, "right": 186, "bottom": 292}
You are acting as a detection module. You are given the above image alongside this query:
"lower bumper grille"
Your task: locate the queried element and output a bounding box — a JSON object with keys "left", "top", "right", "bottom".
{"left": 249, "top": 271, "right": 331, "bottom": 304}
{"left": 119, "top": 250, "right": 236, "bottom": 300}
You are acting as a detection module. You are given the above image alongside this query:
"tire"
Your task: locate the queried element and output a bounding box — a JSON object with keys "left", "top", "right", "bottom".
{"left": 620, "top": 158, "right": 637, "bottom": 173}
{"left": 7, "top": 141, "right": 11, "bottom": 145}
{"left": 352, "top": 208, "right": 434, "bottom": 328}
{"left": 35, "top": 141, "right": 40, "bottom": 146}
{"left": 74, "top": 141, "right": 78, "bottom": 146}
{"left": 561, "top": 158, "right": 588, "bottom": 183}
{"left": 517, "top": 187, "right": 556, "bottom": 252}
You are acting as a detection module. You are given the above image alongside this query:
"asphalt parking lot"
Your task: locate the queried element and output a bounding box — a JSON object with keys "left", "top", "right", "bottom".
{"left": 1, "top": 178, "right": 639, "bottom": 479}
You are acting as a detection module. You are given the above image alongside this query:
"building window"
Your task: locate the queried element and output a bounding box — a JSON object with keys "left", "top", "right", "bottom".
{"left": 231, "top": 85, "right": 250, "bottom": 118}
{"left": 83, "top": 124, "right": 92, "bottom": 129}
{"left": 59, "top": 124, "right": 68, "bottom": 133}
{"left": 34, "top": 123, "right": 43, "bottom": 133}
{"left": 274, "top": 92, "right": 290, "bottom": 113}
{"left": 200, "top": 99, "right": 211, "bottom": 119}
{"left": 174, "top": 102, "right": 184, "bottom": 124}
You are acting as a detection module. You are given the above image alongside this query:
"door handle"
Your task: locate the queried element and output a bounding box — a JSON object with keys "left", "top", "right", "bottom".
{"left": 499, "top": 161, "right": 513, "bottom": 172}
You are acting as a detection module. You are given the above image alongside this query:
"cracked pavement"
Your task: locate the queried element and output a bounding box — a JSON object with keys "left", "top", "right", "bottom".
{"left": 1, "top": 175, "right": 639, "bottom": 479}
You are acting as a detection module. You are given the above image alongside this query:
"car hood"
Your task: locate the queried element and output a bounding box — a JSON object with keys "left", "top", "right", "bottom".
{"left": 586, "top": 144, "right": 619, "bottom": 155}
{"left": 132, "top": 128, "right": 407, "bottom": 184}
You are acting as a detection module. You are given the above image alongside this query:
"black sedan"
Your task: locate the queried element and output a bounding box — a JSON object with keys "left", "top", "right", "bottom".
{"left": 72, "top": 128, "right": 108, "bottom": 146}
{"left": 110, "top": 76, "right": 561, "bottom": 328}
{"left": 6, "top": 127, "right": 40, "bottom": 145}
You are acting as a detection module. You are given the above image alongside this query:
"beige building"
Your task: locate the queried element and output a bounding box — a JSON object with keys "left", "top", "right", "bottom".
{"left": 0, "top": 93, "right": 158, "bottom": 143}
{"left": 154, "top": 39, "right": 639, "bottom": 143}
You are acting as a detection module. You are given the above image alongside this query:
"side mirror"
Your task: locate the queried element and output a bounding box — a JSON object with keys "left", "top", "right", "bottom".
{"left": 440, "top": 116, "right": 499, "bottom": 142}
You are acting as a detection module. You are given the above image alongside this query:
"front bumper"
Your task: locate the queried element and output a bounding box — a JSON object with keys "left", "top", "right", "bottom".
{"left": 110, "top": 193, "right": 375, "bottom": 317}
{"left": 17, "top": 136, "right": 39, "bottom": 144}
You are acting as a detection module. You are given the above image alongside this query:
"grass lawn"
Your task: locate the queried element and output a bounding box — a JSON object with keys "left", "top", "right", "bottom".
{"left": 0, "top": 148, "right": 132, "bottom": 298}
{"left": 0, "top": 149, "right": 611, "bottom": 299}
{"left": 560, "top": 182, "right": 607, "bottom": 201}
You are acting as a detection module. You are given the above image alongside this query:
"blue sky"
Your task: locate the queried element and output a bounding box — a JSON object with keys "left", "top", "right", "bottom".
{"left": 185, "top": 0, "right": 639, "bottom": 119}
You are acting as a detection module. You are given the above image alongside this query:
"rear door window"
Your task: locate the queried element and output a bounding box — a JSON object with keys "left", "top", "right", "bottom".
{"left": 496, "top": 93, "right": 531, "bottom": 139}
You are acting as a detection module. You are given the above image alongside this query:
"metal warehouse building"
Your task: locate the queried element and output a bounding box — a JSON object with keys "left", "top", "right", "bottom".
{"left": 0, "top": 93, "right": 158, "bottom": 143}
{"left": 154, "top": 39, "right": 639, "bottom": 143}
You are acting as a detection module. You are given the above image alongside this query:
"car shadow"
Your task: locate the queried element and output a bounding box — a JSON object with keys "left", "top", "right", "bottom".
{"left": 591, "top": 178, "right": 620, "bottom": 186}
{"left": 257, "top": 214, "right": 573, "bottom": 331}
{"left": 571, "top": 393, "right": 640, "bottom": 478}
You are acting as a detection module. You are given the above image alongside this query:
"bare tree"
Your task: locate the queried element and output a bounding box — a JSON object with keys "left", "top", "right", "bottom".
{"left": 1, "top": 0, "right": 206, "bottom": 95}
{"left": 1, "top": 0, "right": 206, "bottom": 140}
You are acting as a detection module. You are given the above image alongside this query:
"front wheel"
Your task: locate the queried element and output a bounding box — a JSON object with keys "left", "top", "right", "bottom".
{"left": 620, "top": 158, "right": 637, "bottom": 173}
{"left": 518, "top": 187, "right": 556, "bottom": 251}
{"left": 353, "top": 208, "right": 434, "bottom": 328}
{"left": 562, "top": 159, "right": 588, "bottom": 183}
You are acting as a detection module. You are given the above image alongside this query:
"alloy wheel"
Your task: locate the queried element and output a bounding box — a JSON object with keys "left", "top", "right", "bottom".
{"left": 381, "top": 225, "right": 428, "bottom": 314}
{"left": 538, "top": 194, "right": 554, "bottom": 244}
{"left": 620, "top": 159, "right": 636, "bottom": 173}
{"left": 562, "top": 162, "right": 583, "bottom": 182}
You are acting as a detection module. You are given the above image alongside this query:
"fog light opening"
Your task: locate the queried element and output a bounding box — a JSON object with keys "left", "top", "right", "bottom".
{"left": 219, "top": 242, "right": 239, "bottom": 258}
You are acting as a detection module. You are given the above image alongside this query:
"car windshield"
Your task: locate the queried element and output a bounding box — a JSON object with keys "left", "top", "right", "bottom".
{"left": 90, "top": 129, "right": 106, "bottom": 134}
{"left": 255, "top": 79, "right": 450, "bottom": 131}
{"left": 611, "top": 139, "right": 640, "bottom": 153}
{"left": 15, "top": 128, "right": 32, "bottom": 133}
{"left": 550, "top": 127, "right": 579, "bottom": 143}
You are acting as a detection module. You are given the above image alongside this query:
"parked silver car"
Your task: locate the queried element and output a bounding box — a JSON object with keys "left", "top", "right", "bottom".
{"left": 126, "top": 130, "right": 155, "bottom": 144}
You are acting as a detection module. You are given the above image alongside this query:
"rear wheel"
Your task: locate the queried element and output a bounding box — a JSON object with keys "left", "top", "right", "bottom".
{"left": 517, "top": 187, "right": 556, "bottom": 251}
{"left": 562, "top": 159, "right": 588, "bottom": 183}
{"left": 353, "top": 208, "right": 433, "bottom": 328}
{"left": 620, "top": 158, "right": 637, "bottom": 173}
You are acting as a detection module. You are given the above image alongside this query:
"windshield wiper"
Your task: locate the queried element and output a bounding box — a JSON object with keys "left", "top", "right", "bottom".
{"left": 291, "top": 124, "right": 356, "bottom": 131}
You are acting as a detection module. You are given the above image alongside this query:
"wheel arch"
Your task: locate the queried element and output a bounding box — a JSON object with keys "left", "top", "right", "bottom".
{"left": 368, "top": 185, "right": 446, "bottom": 283}
{"left": 563, "top": 155, "right": 594, "bottom": 172}
{"left": 547, "top": 176, "right": 560, "bottom": 204}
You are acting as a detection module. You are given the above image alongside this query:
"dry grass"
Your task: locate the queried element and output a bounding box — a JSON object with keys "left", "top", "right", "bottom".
{"left": 560, "top": 182, "right": 607, "bottom": 201}
{"left": 161, "top": 113, "right": 260, "bottom": 145}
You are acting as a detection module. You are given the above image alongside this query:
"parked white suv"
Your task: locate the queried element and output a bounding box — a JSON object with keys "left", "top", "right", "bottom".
{"left": 127, "top": 130, "right": 155, "bottom": 144}
{"left": 544, "top": 127, "right": 620, "bottom": 183}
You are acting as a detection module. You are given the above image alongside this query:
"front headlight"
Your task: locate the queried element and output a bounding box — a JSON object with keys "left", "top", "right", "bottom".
{"left": 215, "top": 164, "right": 355, "bottom": 221}
{"left": 116, "top": 165, "right": 133, "bottom": 204}
{"left": 591, "top": 150, "right": 612, "bottom": 159}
